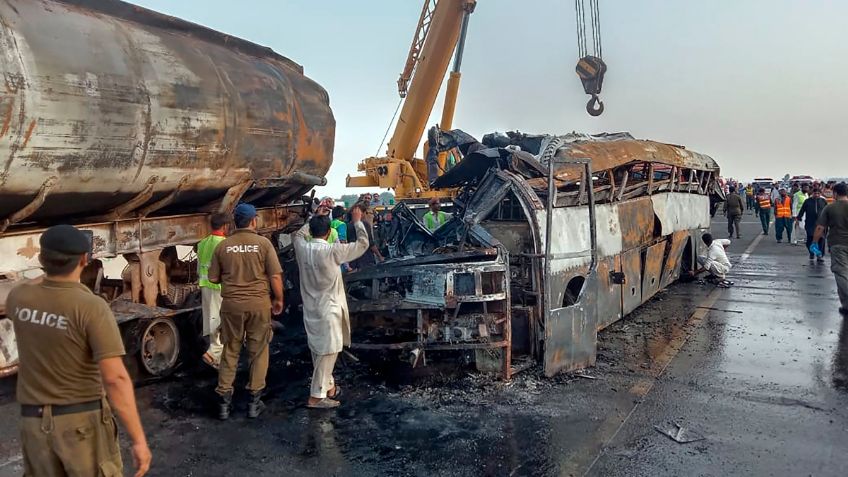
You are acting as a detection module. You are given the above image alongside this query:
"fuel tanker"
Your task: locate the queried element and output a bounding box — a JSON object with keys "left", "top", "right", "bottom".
{"left": 0, "top": 0, "right": 334, "bottom": 377}
{"left": 0, "top": 0, "right": 334, "bottom": 225}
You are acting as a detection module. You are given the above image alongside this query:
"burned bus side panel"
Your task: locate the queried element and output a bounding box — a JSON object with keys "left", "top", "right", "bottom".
{"left": 540, "top": 193, "right": 711, "bottom": 375}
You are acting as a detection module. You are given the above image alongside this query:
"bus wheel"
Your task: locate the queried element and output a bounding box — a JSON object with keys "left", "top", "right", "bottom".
{"left": 138, "top": 317, "right": 180, "bottom": 377}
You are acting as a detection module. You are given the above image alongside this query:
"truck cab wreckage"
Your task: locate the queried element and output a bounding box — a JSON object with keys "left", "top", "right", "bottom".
{"left": 346, "top": 129, "right": 723, "bottom": 378}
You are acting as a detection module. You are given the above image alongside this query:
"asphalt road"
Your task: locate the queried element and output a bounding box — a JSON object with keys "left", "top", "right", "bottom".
{"left": 1, "top": 216, "right": 846, "bottom": 476}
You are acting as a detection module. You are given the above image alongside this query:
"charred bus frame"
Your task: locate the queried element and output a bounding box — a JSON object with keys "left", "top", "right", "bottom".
{"left": 345, "top": 131, "right": 723, "bottom": 378}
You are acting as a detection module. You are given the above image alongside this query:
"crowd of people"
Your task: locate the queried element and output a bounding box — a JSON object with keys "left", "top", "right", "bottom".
{"left": 9, "top": 178, "right": 845, "bottom": 476}
{"left": 4, "top": 190, "right": 452, "bottom": 476}
{"left": 725, "top": 180, "right": 840, "bottom": 253}
{"left": 715, "top": 180, "right": 848, "bottom": 315}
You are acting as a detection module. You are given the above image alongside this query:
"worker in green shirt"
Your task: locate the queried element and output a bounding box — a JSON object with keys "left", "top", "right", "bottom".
{"left": 197, "top": 213, "right": 229, "bottom": 368}
{"left": 310, "top": 198, "right": 339, "bottom": 243}
{"left": 423, "top": 197, "right": 451, "bottom": 232}
{"left": 331, "top": 205, "right": 348, "bottom": 242}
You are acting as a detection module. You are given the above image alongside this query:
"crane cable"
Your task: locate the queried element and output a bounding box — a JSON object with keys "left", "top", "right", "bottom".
{"left": 575, "top": 0, "right": 607, "bottom": 116}
{"left": 375, "top": 97, "right": 404, "bottom": 156}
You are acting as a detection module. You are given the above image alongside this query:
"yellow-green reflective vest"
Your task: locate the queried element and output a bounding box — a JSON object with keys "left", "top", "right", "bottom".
{"left": 197, "top": 234, "right": 225, "bottom": 290}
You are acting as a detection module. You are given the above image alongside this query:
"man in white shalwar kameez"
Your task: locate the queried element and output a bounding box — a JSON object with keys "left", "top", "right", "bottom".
{"left": 697, "top": 233, "right": 733, "bottom": 287}
{"left": 293, "top": 206, "right": 369, "bottom": 408}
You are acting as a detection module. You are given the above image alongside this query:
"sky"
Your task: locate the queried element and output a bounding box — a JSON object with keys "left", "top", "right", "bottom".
{"left": 131, "top": 0, "right": 848, "bottom": 196}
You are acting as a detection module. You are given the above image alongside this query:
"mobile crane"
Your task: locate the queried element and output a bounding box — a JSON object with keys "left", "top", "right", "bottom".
{"left": 346, "top": 0, "right": 607, "bottom": 201}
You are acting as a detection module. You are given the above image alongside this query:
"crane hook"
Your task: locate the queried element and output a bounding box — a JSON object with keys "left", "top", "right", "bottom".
{"left": 586, "top": 94, "right": 604, "bottom": 116}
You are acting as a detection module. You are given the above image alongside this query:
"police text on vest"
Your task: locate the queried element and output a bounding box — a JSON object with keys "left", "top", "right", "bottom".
{"left": 13, "top": 307, "right": 69, "bottom": 330}
{"left": 226, "top": 245, "right": 259, "bottom": 253}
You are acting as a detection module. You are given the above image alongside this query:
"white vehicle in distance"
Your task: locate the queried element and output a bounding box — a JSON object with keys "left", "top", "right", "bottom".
{"left": 789, "top": 175, "right": 816, "bottom": 186}
{"left": 751, "top": 177, "right": 775, "bottom": 193}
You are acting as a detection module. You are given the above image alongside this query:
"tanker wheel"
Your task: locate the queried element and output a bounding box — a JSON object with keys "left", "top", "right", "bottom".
{"left": 139, "top": 317, "right": 180, "bottom": 377}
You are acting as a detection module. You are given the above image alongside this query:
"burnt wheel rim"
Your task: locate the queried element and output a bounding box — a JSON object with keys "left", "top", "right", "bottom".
{"left": 140, "top": 317, "right": 179, "bottom": 375}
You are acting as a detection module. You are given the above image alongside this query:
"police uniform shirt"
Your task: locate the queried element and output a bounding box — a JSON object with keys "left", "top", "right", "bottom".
{"left": 208, "top": 229, "right": 283, "bottom": 312}
{"left": 6, "top": 279, "right": 125, "bottom": 405}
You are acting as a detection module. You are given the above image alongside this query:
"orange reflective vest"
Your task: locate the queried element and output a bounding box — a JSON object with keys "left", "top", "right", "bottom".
{"left": 757, "top": 194, "right": 771, "bottom": 209}
{"left": 775, "top": 196, "right": 792, "bottom": 218}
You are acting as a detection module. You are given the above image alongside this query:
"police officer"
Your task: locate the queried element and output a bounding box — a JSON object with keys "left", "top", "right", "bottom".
{"left": 6, "top": 224, "right": 151, "bottom": 477}
{"left": 208, "top": 204, "right": 284, "bottom": 419}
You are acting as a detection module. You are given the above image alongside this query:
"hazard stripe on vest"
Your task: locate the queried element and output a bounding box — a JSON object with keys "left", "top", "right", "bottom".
{"left": 775, "top": 197, "right": 792, "bottom": 218}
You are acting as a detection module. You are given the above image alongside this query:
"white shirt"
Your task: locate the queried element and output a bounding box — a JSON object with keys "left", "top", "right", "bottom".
{"left": 293, "top": 221, "right": 369, "bottom": 355}
{"left": 706, "top": 239, "right": 732, "bottom": 272}
{"left": 770, "top": 188, "right": 781, "bottom": 204}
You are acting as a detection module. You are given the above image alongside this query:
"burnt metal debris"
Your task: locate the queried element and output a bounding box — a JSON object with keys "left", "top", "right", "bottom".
{"left": 346, "top": 128, "right": 723, "bottom": 378}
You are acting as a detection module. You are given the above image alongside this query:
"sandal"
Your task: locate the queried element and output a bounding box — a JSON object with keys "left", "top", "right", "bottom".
{"left": 717, "top": 280, "right": 732, "bottom": 288}
{"left": 307, "top": 398, "right": 340, "bottom": 409}
{"left": 328, "top": 385, "right": 342, "bottom": 400}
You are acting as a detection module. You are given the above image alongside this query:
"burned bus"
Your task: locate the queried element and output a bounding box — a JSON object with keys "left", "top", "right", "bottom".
{"left": 345, "top": 130, "right": 723, "bottom": 377}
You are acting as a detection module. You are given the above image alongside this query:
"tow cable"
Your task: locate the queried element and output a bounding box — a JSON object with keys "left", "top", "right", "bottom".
{"left": 574, "top": 0, "right": 607, "bottom": 116}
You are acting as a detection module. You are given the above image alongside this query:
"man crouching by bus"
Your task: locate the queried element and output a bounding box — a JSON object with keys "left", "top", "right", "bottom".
{"left": 293, "top": 206, "right": 369, "bottom": 408}
{"left": 697, "top": 233, "right": 733, "bottom": 288}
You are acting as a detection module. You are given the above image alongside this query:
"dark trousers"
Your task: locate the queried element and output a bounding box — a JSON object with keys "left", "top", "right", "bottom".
{"left": 775, "top": 217, "right": 792, "bottom": 241}
{"left": 758, "top": 209, "right": 771, "bottom": 234}
{"left": 806, "top": 233, "right": 826, "bottom": 258}
{"left": 727, "top": 214, "right": 742, "bottom": 238}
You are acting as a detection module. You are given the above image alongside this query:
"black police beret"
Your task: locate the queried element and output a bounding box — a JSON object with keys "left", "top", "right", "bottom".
{"left": 40, "top": 224, "right": 90, "bottom": 255}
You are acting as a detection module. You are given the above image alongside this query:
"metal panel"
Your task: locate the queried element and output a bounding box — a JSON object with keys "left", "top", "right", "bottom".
{"left": 618, "top": 197, "right": 655, "bottom": 250}
{"left": 652, "top": 193, "right": 710, "bottom": 236}
{"left": 595, "top": 255, "right": 622, "bottom": 330}
{"left": 537, "top": 207, "right": 592, "bottom": 272}
{"left": 594, "top": 203, "right": 623, "bottom": 258}
{"left": 621, "top": 248, "right": 642, "bottom": 315}
{"left": 661, "top": 230, "right": 690, "bottom": 288}
{"left": 641, "top": 241, "right": 666, "bottom": 301}
{"left": 544, "top": 273, "right": 599, "bottom": 376}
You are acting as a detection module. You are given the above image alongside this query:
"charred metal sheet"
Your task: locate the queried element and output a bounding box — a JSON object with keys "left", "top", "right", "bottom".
{"left": 594, "top": 204, "right": 623, "bottom": 258}
{"left": 661, "top": 230, "right": 692, "bottom": 289}
{"left": 0, "top": 0, "right": 334, "bottom": 224}
{"left": 544, "top": 272, "right": 599, "bottom": 376}
{"left": 537, "top": 207, "right": 592, "bottom": 272}
{"left": 346, "top": 251, "right": 512, "bottom": 377}
{"left": 552, "top": 136, "right": 719, "bottom": 173}
{"left": 110, "top": 299, "right": 187, "bottom": 325}
{"left": 347, "top": 256, "right": 506, "bottom": 311}
{"left": 641, "top": 241, "right": 667, "bottom": 301}
{"left": 620, "top": 248, "right": 642, "bottom": 316}
{"left": 431, "top": 144, "right": 546, "bottom": 189}
{"left": 595, "top": 256, "right": 622, "bottom": 330}
{"left": 476, "top": 130, "right": 719, "bottom": 177}
{"left": 382, "top": 203, "right": 437, "bottom": 258}
{"left": 617, "top": 197, "right": 656, "bottom": 250}
{"left": 652, "top": 193, "right": 711, "bottom": 236}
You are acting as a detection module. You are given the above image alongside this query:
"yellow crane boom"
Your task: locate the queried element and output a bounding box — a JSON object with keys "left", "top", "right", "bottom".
{"left": 347, "top": 0, "right": 475, "bottom": 200}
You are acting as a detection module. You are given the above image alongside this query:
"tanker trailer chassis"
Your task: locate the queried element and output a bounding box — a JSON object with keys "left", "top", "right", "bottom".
{"left": 0, "top": 203, "right": 308, "bottom": 379}
{"left": 0, "top": 0, "right": 335, "bottom": 378}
